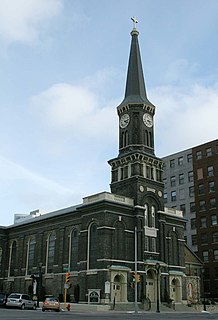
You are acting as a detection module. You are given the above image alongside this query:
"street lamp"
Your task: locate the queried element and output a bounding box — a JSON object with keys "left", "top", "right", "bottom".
{"left": 202, "top": 267, "right": 206, "bottom": 312}
{"left": 155, "top": 262, "right": 161, "bottom": 313}
{"left": 37, "top": 263, "right": 43, "bottom": 308}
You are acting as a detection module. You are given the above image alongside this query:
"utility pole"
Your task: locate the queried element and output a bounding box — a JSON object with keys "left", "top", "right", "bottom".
{"left": 134, "top": 226, "right": 138, "bottom": 314}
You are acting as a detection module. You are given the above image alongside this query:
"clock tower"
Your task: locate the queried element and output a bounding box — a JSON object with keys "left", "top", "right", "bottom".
{"left": 108, "top": 24, "right": 164, "bottom": 209}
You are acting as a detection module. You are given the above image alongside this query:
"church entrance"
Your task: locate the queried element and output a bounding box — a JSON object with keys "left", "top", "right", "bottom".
{"left": 111, "top": 273, "right": 127, "bottom": 303}
{"left": 170, "top": 277, "right": 181, "bottom": 302}
{"left": 146, "top": 269, "right": 155, "bottom": 302}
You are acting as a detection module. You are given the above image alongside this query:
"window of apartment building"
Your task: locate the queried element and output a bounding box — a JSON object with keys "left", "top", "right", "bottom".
{"left": 196, "top": 151, "right": 202, "bottom": 160}
{"left": 203, "top": 268, "right": 209, "bottom": 278}
{"left": 208, "top": 165, "right": 214, "bottom": 177}
{"left": 198, "top": 184, "right": 205, "bottom": 195}
{"left": 178, "top": 156, "right": 183, "bottom": 166}
{"left": 171, "top": 191, "right": 176, "bottom": 201}
{"left": 199, "top": 200, "right": 206, "bottom": 211}
{"left": 191, "top": 218, "right": 196, "bottom": 229}
{"left": 213, "top": 249, "right": 218, "bottom": 261}
{"left": 184, "top": 236, "right": 187, "bottom": 243}
{"left": 164, "top": 192, "right": 167, "bottom": 203}
{"left": 210, "top": 198, "right": 216, "bottom": 209}
{"left": 163, "top": 178, "right": 167, "bottom": 185}
{"left": 189, "top": 186, "right": 194, "bottom": 197}
{"left": 170, "top": 176, "right": 176, "bottom": 187}
{"left": 179, "top": 173, "right": 184, "bottom": 184}
{"left": 162, "top": 163, "right": 166, "bottom": 170}
{"left": 197, "top": 168, "right": 203, "bottom": 180}
{"left": 206, "top": 148, "right": 212, "bottom": 157}
{"left": 201, "top": 233, "right": 208, "bottom": 244}
{"left": 170, "top": 159, "right": 175, "bottom": 168}
{"left": 202, "top": 251, "right": 209, "bottom": 262}
{"left": 180, "top": 204, "right": 186, "bottom": 214}
{"left": 209, "top": 181, "right": 215, "bottom": 193}
{"left": 187, "top": 154, "right": 192, "bottom": 163}
{"left": 190, "top": 202, "right": 195, "bottom": 213}
{"left": 211, "top": 214, "right": 218, "bottom": 226}
{"left": 212, "top": 232, "right": 218, "bottom": 243}
{"left": 184, "top": 222, "right": 186, "bottom": 230}
{"left": 192, "top": 235, "right": 197, "bottom": 246}
{"left": 188, "top": 171, "right": 194, "bottom": 182}
{"left": 200, "top": 217, "right": 207, "bottom": 228}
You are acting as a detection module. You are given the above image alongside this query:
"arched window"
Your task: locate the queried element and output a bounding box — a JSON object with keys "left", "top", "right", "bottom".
{"left": 114, "top": 221, "right": 125, "bottom": 260}
{"left": 145, "top": 130, "right": 149, "bottom": 146}
{"left": 70, "top": 229, "right": 79, "bottom": 271}
{"left": 47, "top": 232, "right": 56, "bottom": 273}
{"left": 149, "top": 132, "right": 152, "bottom": 147}
{"left": 169, "top": 231, "right": 179, "bottom": 266}
{"left": 27, "top": 238, "right": 36, "bottom": 275}
{"left": 124, "top": 131, "right": 128, "bottom": 146}
{"left": 88, "top": 223, "right": 98, "bottom": 269}
{"left": 172, "top": 231, "right": 179, "bottom": 265}
{"left": 0, "top": 247, "right": 2, "bottom": 272}
{"left": 9, "top": 241, "right": 17, "bottom": 276}
{"left": 151, "top": 206, "right": 155, "bottom": 228}
{"left": 144, "top": 204, "right": 148, "bottom": 227}
{"left": 121, "top": 131, "right": 129, "bottom": 148}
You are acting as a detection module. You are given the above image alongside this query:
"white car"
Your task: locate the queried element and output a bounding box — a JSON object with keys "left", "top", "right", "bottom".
{"left": 6, "top": 293, "right": 36, "bottom": 310}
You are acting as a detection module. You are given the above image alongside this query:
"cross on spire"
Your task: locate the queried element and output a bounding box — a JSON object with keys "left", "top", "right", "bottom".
{"left": 131, "top": 16, "right": 138, "bottom": 29}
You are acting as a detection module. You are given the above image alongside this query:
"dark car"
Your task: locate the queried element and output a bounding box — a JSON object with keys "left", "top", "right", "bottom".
{"left": 0, "top": 293, "right": 8, "bottom": 307}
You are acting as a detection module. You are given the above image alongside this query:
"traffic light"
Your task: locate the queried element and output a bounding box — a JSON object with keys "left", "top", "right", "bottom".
{"left": 131, "top": 272, "right": 141, "bottom": 283}
{"left": 65, "top": 272, "right": 70, "bottom": 284}
{"left": 137, "top": 274, "right": 141, "bottom": 283}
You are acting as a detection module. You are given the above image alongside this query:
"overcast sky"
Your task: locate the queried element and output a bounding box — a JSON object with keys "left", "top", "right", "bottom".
{"left": 1, "top": 0, "right": 218, "bottom": 226}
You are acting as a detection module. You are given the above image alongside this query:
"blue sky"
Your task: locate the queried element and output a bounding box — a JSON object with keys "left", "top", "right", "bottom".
{"left": 1, "top": 0, "right": 218, "bottom": 226}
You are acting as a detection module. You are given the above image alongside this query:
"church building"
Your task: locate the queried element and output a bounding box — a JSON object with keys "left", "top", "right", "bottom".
{"left": 0, "top": 22, "right": 202, "bottom": 307}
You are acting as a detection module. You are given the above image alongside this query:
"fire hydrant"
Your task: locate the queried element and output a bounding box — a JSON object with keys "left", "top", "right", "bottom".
{"left": 67, "top": 303, "right": 70, "bottom": 311}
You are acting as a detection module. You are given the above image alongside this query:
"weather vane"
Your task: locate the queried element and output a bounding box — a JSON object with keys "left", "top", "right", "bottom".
{"left": 131, "top": 16, "right": 138, "bottom": 29}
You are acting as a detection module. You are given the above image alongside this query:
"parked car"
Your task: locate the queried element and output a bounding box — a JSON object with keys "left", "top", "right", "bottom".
{"left": 6, "top": 293, "right": 36, "bottom": 310}
{"left": 42, "top": 296, "right": 60, "bottom": 312}
{"left": 0, "top": 293, "right": 8, "bottom": 307}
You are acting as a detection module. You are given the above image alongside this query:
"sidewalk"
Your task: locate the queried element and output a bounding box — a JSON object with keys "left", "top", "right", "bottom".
{"left": 55, "top": 302, "right": 218, "bottom": 314}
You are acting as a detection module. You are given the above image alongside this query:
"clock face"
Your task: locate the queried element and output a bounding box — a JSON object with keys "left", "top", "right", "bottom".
{"left": 143, "top": 113, "right": 153, "bottom": 128}
{"left": 120, "top": 114, "right": 130, "bottom": 128}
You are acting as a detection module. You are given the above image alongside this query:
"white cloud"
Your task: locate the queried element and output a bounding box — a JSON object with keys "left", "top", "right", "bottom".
{"left": 30, "top": 82, "right": 118, "bottom": 139}
{"left": 0, "top": 155, "right": 73, "bottom": 194}
{"left": 0, "top": 0, "right": 63, "bottom": 44}
{"left": 151, "top": 83, "right": 218, "bottom": 156}
{"left": 165, "top": 59, "right": 199, "bottom": 84}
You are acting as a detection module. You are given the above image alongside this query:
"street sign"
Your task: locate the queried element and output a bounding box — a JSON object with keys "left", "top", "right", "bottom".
{"left": 63, "top": 267, "right": 70, "bottom": 271}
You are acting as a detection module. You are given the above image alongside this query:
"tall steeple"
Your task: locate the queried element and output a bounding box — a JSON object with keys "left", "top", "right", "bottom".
{"left": 119, "top": 23, "right": 154, "bottom": 108}
{"left": 108, "top": 19, "right": 164, "bottom": 208}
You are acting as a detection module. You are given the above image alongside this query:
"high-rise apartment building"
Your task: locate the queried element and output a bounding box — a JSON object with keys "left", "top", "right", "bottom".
{"left": 163, "top": 139, "right": 218, "bottom": 298}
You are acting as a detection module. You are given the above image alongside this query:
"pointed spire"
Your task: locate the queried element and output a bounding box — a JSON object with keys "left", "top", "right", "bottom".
{"left": 119, "top": 19, "right": 154, "bottom": 108}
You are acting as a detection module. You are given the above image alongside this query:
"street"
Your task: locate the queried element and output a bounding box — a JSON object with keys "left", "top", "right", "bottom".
{"left": 0, "top": 309, "right": 218, "bottom": 320}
